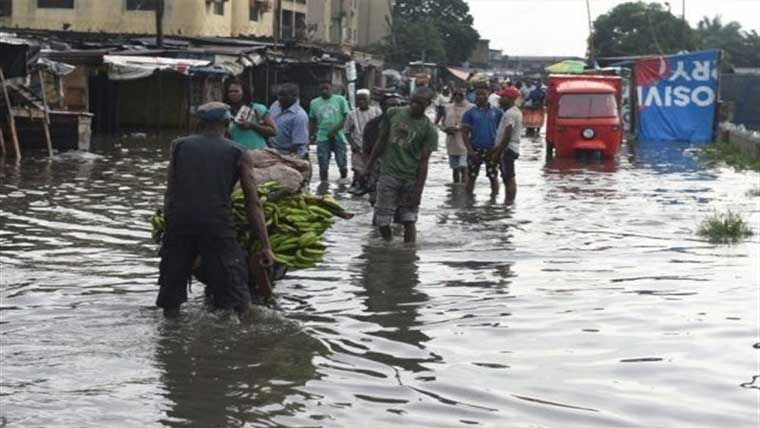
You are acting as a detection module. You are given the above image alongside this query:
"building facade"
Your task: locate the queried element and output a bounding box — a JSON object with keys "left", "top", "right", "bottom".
{"left": 355, "top": 0, "right": 391, "bottom": 49}
{"left": 306, "top": 0, "right": 358, "bottom": 47}
{"left": 0, "top": 0, "right": 313, "bottom": 39}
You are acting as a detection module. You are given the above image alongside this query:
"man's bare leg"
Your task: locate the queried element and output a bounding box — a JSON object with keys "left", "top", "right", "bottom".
{"left": 505, "top": 177, "right": 517, "bottom": 204}
{"left": 403, "top": 222, "right": 416, "bottom": 243}
{"left": 490, "top": 177, "right": 500, "bottom": 196}
{"left": 379, "top": 225, "right": 393, "bottom": 241}
{"left": 465, "top": 174, "right": 475, "bottom": 193}
{"left": 163, "top": 306, "right": 180, "bottom": 319}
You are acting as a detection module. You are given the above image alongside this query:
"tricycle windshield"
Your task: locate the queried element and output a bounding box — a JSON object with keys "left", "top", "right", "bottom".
{"left": 558, "top": 93, "right": 618, "bottom": 118}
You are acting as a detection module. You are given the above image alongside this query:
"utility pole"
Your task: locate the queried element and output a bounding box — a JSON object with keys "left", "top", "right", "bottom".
{"left": 155, "top": 0, "right": 164, "bottom": 48}
{"left": 682, "top": 0, "right": 687, "bottom": 51}
{"left": 586, "top": 0, "right": 595, "bottom": 65}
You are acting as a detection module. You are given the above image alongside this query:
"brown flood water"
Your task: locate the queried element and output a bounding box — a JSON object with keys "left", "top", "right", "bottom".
{"left": 1, "top": 134, "right": 759, "bottom": 427}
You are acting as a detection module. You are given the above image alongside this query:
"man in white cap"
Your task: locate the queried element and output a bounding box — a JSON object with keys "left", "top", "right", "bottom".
{"left": 157, "top": 102, "right": 274, "bottom": 319}
{"left": 345, "top": 88, "right": 382, "bottom": 193}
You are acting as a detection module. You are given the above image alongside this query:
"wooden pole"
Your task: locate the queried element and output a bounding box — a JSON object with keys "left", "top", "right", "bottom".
{"left": 0, "top": 118, "right": 6, "bottom": 156}
{"left": 0, "top": 67, "right": 21, "bottom": 159}
{"left": 38, "top": 70, "right": 54, "bottom": 157}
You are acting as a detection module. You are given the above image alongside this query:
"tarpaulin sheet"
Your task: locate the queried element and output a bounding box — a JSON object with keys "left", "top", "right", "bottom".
{"left": 635, "top": 50, "right": 720, "bottom": 143}
{"left": 104, "top": 55, "right": 211, "bottom": 80}
{"left": 37, "top": 58, "right": 76, "bottom": 76}
{"left": 720, "top": 73, "right": 760, "bottom": 131}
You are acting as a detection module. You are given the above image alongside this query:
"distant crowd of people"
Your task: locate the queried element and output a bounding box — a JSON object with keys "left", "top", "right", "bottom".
{"left": 155, "top": 76, "right": 542, "bottom": 317}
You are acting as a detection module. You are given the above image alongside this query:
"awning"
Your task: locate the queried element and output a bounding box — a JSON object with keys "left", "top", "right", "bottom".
{"left": 446, "top": 67, "right": 471, "bottom": 81}
{"left": 103, "top": 55, "right": 211, "bottom": 80}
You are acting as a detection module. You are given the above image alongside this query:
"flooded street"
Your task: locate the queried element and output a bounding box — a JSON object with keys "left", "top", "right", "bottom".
{"left": 1, "top": 135, "right": 759, "bottom": 428}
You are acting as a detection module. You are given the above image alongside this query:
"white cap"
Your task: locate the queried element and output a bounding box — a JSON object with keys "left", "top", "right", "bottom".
{"left": 356, "top": 89, "right": 371, "bottom": 97}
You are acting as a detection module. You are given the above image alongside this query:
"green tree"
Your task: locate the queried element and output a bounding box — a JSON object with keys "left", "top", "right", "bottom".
{"left": 387, "top": 0, "right": 479, "bottom": 65}
{"left": 696, "top": 16, "right": 760, "bottom": 69}
{"left": 591, "top": 2, "right": 696, "bottom": 58}
{"left": 385, "top": 17, "right": 446, "bottom": 65}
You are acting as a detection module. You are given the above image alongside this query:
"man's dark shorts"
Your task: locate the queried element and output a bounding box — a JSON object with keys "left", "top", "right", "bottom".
{"left": 468, "top": 148, "right": 500, "bottom": 180}
{"left": 501, "top": 149, "right": 519, "bottom": 182}
{"left": 373, "top": 175, "right": 419, "bottom": 226}
{"left": 157, "top": 234, "right": 251, "bottom": 310}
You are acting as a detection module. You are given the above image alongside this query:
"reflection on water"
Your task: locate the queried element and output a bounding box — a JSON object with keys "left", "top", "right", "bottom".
{"left": 354, "top": 244, "right": 432, "bottom": 372}
{"left": 155, "top": 311, "right": 322, "bottom": 427}
{"left": 1, "top": 135, "right": 759, "bottom": 428}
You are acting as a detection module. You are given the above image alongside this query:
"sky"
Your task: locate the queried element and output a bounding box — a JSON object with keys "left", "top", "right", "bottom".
{"left": 465, "top": 0, "right": 760, "bottom": 57}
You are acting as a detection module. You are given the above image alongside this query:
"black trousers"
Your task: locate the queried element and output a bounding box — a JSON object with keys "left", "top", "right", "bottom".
{"left": 156, "top": 234, "right": 251, "bottom": 310}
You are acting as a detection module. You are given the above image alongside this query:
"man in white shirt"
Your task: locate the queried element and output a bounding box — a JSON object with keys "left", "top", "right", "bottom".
{"left": 492, "top": 87, "right": 523, "bottom": 204}
{"left": 442, "top": 87, "right": 474, "bottom": 183}
{"left": 345, "top": 88, "right": 382, "bottom": 192}
{"left": 521, "top": 81, "right": 537, "bottom": 107}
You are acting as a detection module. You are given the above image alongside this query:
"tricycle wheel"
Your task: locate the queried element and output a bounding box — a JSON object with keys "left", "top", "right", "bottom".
{"left": 545, "top": 141, "right": 554, "bottom": 160}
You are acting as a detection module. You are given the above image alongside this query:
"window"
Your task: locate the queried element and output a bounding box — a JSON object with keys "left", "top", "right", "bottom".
{"left": 295, "top": 12, "right": 306, "bottom": 39}
{"left": 126, "top": 0, "right": 157, "bottom": 11}
{"left": 559, "top": 93, "right": 618, "bottom": 118}
{"left": 0, "top": 0, "right": 11, "bottom": 17}
{"left": 250, "top": 0, "right": 261, "bottom": 21}
{"left": 213, "top": 1, "right": 224, "bottom": 15}
{"left": 281, "top": 9, "right": 293, "bottom": 38}
{"left": 37, "top": 0, "right": 74, "bottom": 8}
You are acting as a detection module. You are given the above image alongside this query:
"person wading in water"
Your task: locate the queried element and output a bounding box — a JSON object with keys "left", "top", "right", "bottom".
{"left": 157, "top": 102, "right": 274, "bottom": 318}
{"left": 364, "top": 87, "right": 438, "bottom": 243}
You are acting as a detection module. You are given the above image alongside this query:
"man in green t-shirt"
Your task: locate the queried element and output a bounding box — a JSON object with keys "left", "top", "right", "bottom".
{"left": 365, "top": 87, "right": 438, "bottom": 243}
{"left": 309, "top": 81, "right": 350, "bottom": 182}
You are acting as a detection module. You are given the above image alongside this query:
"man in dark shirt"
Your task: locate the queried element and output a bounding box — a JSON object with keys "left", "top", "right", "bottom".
{"left": 158, "top": 102, "right": 274, "bottom": 318}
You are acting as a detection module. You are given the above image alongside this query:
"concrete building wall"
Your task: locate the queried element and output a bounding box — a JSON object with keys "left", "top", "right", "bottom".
{"left": 306, "top": 0, "right": 332, "bottom": 44}
{"left": 232, "top": 0, "right": 275, "bottom": 37}
{"left": 469, "top": 39, "right": 490, "bottom": 67}
{"left": 0, "top": 0, "right": 277, "bottom": 38}
{"left": 306, "top": 0, "right": 357, "bottom": 46}
{"left": 356, "top": 0, "right": 391, "bottom": 48}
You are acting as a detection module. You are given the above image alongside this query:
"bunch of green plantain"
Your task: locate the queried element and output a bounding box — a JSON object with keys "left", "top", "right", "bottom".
{"left": 150, "top": 181, "right": 352, "bottom": 270}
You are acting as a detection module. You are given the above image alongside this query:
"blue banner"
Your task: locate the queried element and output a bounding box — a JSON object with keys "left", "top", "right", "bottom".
{"left": 636, "top": 50, "right": 720, "bottom": 143}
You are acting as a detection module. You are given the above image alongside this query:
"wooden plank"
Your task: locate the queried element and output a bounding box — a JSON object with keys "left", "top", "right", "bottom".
{"left": 11, "top": 107, "right": 45, "bottom": 119}
{"left": 0, "top": 67, "right": 21, "bottom": 159}
{"left": 38, "top": 70, "right": 54, "bottom": 157}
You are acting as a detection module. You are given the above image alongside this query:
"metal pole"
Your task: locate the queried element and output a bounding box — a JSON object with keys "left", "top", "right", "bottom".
{"left": 291, "top": 0, "right": 296, "bottom": 39}
{"left": 156, "top": 0, "right": 165, "bottom": 48}
{"left": 275, "top": 0, "right": 282, "bottom": 48}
